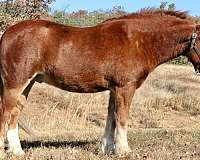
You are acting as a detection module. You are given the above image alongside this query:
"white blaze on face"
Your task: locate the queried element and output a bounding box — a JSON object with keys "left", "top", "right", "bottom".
{"left": 7, "top": 124, "right": 25, "bottom": 155}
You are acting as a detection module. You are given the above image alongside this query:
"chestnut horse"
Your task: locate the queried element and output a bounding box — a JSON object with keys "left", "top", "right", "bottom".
{"left": 0, "top": 9, "right": 200, "bottom": 157}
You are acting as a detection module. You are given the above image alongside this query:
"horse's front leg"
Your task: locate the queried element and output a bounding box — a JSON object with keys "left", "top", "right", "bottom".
{"left": 102, "top": 84, "right": 135, "bottom": 154}
{"left": 114, "top": 84, "right": 135, "bottom": 154}
{"left": 102, "top": 91, "right": 116, "bottom": 154}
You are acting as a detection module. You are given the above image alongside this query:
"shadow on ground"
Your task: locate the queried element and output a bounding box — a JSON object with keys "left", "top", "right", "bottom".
{"left": 21, "top": 139, "right": 98, "bottom": 150}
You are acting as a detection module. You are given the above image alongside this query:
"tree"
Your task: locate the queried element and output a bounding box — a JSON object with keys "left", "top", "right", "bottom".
{"left": 160, "top": 1, "right": 176, "bottom": 11}
{"left": 9, "top": 0, "right": 55, "bottom": 12}
{"left": 160, "top": 1, "right": 168, "bottom": 10}
{"left": 168, "top": 3, "right": 176, "bottom": 11}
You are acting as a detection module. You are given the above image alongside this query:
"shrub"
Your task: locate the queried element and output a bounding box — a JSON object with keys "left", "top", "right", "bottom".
{"left": 169, "top": 56, "right": 189, "bottom": 65}
{"left": 53, "top": 6, "right": 126, "bottom": 27}
{"left": 0, "top": 0, "right": 50, "bottom": 31}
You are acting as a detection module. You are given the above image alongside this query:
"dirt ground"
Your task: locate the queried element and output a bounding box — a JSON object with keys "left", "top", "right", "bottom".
{"left": 5, "top": 64, "right": 200, "bottom": 160}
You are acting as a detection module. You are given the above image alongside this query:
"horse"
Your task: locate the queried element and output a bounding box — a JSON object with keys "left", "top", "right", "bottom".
{"left": 0, "top": 9, "right": 200, "bottom": 157}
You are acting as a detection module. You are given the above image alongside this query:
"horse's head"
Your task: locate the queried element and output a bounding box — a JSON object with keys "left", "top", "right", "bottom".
{"left": 185, "top": 24, "right": 200, "bottom": 75}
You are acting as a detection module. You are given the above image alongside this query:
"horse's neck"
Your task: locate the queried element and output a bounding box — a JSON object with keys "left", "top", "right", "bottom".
{"left": 158, "top": 43, "right": 187, "bottom": 64}
{"left": 152, "top": 31, "right": 189, "bottom": 68}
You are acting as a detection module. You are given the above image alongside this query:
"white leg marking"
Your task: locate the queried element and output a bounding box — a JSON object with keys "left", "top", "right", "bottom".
{"left": 115, "top": 123, "right": 131, "bottom": 154}
{"left": 7, "top": 124, "right": 24, "bottom": 156}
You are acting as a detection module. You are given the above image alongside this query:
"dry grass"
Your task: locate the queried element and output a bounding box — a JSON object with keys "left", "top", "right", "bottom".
{"left": 6, "top": 64, "right": 200, "bottom": 159}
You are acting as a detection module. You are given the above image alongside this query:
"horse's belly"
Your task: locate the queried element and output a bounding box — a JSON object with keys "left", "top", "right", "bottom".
{"left": 43, "top": 73, "right": 108, "bottom": 93}
{"left": 58, "top": 84, "right": 107, "bottom": 93}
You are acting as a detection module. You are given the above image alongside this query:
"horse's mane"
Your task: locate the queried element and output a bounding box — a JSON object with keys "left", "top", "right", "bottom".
{"left": 103, "top": 8, "right": 188, "bottom": 23}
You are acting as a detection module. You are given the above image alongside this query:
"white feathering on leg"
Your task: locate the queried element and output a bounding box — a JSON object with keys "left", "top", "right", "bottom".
{"left": 7, "top": 124, "right": 24, "bottom": 156}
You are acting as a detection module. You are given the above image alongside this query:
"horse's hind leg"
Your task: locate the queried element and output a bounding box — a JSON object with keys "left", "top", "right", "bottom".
{"left": 0, "top": 88, "right": 23, "bottom": 158}
{"left": 2, "top": 87, "right": 26, "bottom": 156}
{"left": 5, "top": 74, "right": 37, "bottom": 156}
{"left": 0, "top": 73, "right": 38, "bottom": 157}
{"left": 0, "top": 102, "right": 6, "bottom": 159}
{"left": 0, "top": 76, "right": 6, "bottom": 158}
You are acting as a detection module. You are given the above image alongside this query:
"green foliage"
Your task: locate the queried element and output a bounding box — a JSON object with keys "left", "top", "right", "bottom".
{"left": 53, "top": 6, "right": 126, "bottom": 27}
{"left": 168, "top": 3, "right": 176, "bottom": 11}
{"left": 0, "top": 0, "right": 53, "bottom": 31}
{"left": 160, "top": 1, "right": 176, "bottom": 11}
{"left": 160, "top": 1, "right": 168, "bottom": 10}
{"left": 169, "top": 56, "right": 189, "bottom": 65}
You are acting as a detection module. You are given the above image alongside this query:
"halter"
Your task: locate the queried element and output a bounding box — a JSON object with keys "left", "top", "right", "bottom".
{"left": 190, "top": 33, "right": 200, "bottom": 56}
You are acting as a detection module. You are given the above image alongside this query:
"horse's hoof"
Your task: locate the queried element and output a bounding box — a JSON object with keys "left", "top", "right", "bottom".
{"left": 114, "top": 146, "right": 132, "bottom": 155}
{"left": 14, "top": 150, "right": 25, "bottom": 156}
{"left": 7, "top": 148, "right": 25, "bottom": 156}
{"left": 102, "top": 143, "right": 115, "bottom": 154}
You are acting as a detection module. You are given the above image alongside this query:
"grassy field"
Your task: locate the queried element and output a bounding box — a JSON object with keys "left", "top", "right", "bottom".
{"left": 6, "top": 64, "right": 200, "bottom": 160}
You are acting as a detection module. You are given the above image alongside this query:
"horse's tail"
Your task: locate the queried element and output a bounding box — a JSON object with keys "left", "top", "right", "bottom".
{"left": 0, "top": 32, "right": 36, "bottom": 137}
